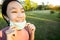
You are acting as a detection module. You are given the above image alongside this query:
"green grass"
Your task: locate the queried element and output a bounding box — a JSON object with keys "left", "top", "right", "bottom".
{"left": 0, "top": 13, "right": 8, "bottom": 29}
{"left": 26, "top": 10, "right": 60, "bottom": 40}
{"left": 0, "top": 10, "right": 60, "bottom": 40}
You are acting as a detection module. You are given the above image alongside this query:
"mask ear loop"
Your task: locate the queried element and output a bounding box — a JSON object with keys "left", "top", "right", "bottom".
{"left": 10, "top": 21, "right": 16, "bottom": 30}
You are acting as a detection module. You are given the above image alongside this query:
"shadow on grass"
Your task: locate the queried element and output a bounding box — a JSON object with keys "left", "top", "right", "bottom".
{"left": 26, "top": 17, "right": 60, "bottom": 40}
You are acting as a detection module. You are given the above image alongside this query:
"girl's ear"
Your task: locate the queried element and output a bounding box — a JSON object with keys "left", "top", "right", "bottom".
{"left": 3, "top": 15, "right": 9, "bottom": 21}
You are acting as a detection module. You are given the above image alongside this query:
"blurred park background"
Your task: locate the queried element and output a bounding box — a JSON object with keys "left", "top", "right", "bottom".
{"left": 0, "top": 0, "right": 60, "bottom": 40}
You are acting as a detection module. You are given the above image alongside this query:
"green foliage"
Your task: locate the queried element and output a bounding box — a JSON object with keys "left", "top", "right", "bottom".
{"left": 31, "top": 2, "right": 38, "bottom": 10}
{"left": 20, "top": 0, "right": 38, "bottom": 11}
{"left": 50, "top": 10, "right": 55, "bottom": 14}
{"left": 58, "top": 12, "right": 60, "bottom": 18}
{"left": 0, "top": 6, "right": 1, "bottom": 9}
{"left": 37, "top": 5, "right": 50, "bottom": 10}
{"left": 24, "top": 0, "right": 31, "bottom": 10}
{"left": 37, "top": 5, "right": 43, "bottom": 10}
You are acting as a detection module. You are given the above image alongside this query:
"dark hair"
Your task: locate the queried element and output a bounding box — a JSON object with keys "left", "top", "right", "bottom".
{"left": 2, "top": 0, "right": 20, "bottom": 25}
{"left": 2, "top": 0, "right": 20, "bottom": 16}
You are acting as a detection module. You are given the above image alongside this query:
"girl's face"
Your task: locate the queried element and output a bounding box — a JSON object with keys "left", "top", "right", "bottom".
{"left": 6, "top": 1, "right": 26, "bottom": 22}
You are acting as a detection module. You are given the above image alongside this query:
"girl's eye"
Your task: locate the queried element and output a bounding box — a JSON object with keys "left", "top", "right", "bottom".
{"left": 21, "top": 11, "right": 25, "bottom": 13}
{"left": 11, "top": 11, "right": 17, "bottom": 13}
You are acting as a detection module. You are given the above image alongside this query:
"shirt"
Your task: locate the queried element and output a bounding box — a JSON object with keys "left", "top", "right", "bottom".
{"left": 0, "top": 26, "right": 29, "bottom": 40}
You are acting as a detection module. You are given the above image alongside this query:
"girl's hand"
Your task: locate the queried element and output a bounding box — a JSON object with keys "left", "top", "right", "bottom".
{"left": 26, "top": 23, "right": 36, "bottom": 35}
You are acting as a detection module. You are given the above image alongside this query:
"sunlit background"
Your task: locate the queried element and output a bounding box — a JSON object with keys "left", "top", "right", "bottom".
{"left": 0, "top": 0, "right": 60, "bottom": 5}
{"left": 18, "top": 0, "right": 60, "bottom": 6}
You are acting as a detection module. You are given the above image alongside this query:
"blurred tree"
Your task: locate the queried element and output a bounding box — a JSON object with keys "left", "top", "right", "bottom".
{"left": 37, "top": 5, "right": 43, "bottom": 10}
{"left": 21, "top": 0, "right": 38, "bottom": 11}
{"left": 31, "top": 2, "right": 38, "bottom": 10}
{"left": 25, "top": 0, "right": 31, "bottom": 10}
{"left": 42, "top": 2, "right": 44, "bottom": 10}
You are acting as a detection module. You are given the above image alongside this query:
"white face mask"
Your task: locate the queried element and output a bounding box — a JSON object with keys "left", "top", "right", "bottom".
{"left": 10, "top": 21, "right": 26, "bottom": 30}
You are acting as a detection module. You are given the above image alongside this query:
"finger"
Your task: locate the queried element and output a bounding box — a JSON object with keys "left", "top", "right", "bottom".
{"left": 29, "top": 24, "right": 36, "bottom": 31}
{"left": 29, "top": 24, "right": 34, "bottom": 31}
{"left": 26, "top": 23, "right": 31, "bottom": 26}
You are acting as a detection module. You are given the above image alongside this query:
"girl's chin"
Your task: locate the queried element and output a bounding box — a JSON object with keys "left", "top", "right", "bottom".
{"left": 14, "top": 20, "right": 25, "bottom": 22}
{"left": 16, "top": 21, "right": 23, "bottom": 22}
{"left": 10, "top": 19, "right": 25, "bottom": 22}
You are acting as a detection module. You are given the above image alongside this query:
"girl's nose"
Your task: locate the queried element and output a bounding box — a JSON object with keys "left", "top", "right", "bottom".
{"left": 17, "top": 13, "right": 23, "bottom": 18}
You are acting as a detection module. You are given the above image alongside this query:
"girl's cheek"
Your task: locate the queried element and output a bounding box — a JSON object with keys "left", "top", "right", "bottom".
{"left": 9, "top": 15, "right": 16, "bottom": 20}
